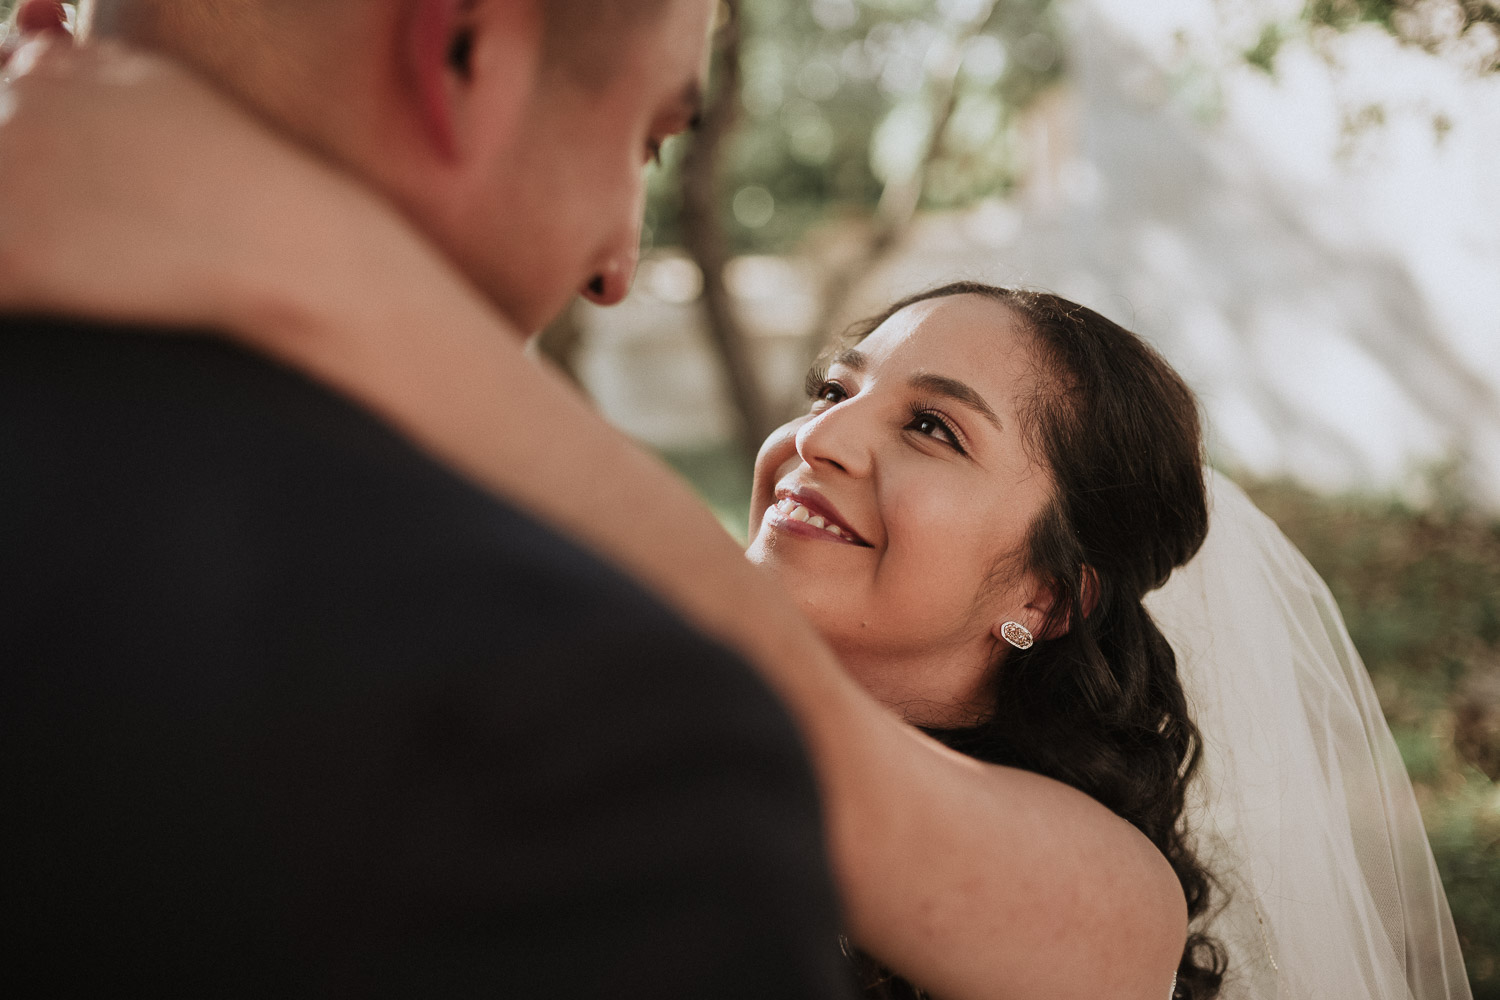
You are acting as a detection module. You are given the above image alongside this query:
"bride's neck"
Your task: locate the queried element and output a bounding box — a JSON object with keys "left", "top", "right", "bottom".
{"left": 829, "top": 639, "right": 1001, "bottom": 729}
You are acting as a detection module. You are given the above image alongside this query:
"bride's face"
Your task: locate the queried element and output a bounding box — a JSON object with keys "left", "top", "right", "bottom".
{"left": 747, "top": 294, "right": 1056, "bottom": 723}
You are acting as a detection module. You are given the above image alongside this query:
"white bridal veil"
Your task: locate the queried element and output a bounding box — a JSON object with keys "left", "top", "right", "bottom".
{"left": 1145, "top": 471, "right": 1472, "bottom": 999}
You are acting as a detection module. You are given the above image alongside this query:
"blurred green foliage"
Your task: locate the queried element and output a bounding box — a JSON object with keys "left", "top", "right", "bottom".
{"left": 661, "top": 444, "right": 756, "bottom": 541}
{"left": 645, "top": 0, "right": 1065, "bottom": 257}
{"left": 1244, "top": 478, "right": 1500, "bottom": 997}
{"left": 1247, "top": 0, "right": 1500, "bottom": 74}
{"left": 1305, "top": 0, "right": 1500, "bottom": 38}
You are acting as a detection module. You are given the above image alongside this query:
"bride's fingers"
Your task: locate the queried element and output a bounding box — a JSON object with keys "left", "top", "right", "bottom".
{"left": 16, "top": 0, "right": 69, "bottom": 34}
{"left": 17, "top": 0, "right": 69, "bottom": 34}
{"left": 2, "top": 1, "right": 71, "bottom": 69}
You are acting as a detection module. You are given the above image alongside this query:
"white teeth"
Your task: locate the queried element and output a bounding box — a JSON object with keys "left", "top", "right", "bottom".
{"left": 777, "top": 498, "right": 852, "bottom": 540}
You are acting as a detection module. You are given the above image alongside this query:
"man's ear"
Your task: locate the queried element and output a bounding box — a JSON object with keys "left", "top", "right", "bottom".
{"left": 404, "top": 0, "right": 541, "bottom": 164}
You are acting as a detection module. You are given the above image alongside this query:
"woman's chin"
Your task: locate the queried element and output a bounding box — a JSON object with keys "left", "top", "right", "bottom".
{"left": 743, "top": 531, "right": 771, "bottom": 567}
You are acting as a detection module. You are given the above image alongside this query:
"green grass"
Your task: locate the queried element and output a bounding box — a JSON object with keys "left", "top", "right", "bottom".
{"left": 662, "top": 442, "right": 1500, "bottom": 996}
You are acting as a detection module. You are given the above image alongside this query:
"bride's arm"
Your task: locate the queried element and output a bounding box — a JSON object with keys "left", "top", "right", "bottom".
{"left": 0, "top": 42, "right": 1186, "bottom": 1000}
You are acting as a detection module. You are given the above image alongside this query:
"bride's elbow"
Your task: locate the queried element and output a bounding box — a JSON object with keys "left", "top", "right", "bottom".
{"left": 1107, "top": 839, "right": 1189, "bottom": 1000}
{"left": 1037, "top": 823, "right": 1189, "bottom": 1000}
{"left": 989, "top": 826, "right": 1189, "bottom": 1000}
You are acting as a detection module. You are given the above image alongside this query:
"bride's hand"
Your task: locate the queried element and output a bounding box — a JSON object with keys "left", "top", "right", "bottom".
{"left": 0, "top": 0, "right": 70, "bottom": 66}
{"left": 0, "top": 36, "right": 449, "bottom": 346}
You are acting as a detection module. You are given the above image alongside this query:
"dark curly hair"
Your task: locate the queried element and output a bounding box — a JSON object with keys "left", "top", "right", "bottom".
{"left": 834, "top": 283, "right": 1225, "bottom": 1000}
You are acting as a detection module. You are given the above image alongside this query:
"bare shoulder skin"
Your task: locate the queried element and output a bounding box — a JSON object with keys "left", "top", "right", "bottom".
{"left": 0, "top": 33, "right": 1186, "bottom": 1000}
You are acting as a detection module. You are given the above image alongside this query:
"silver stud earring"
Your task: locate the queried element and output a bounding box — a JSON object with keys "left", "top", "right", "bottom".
{"left": 1000, "top": 621, "right": 1034, "bottom": 650}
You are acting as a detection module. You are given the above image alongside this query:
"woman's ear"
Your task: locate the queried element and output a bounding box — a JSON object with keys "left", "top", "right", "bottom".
{"left": 1003, "top": 565, "right": 1100, "bottom": 643}
{"left": 403, "top": 0, "right": 541, "bottom": 164}
{"left": 1079, "top": 565, "right": 1100, "bottom": 618}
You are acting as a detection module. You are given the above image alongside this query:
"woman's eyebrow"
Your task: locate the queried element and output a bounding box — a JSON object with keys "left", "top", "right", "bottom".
{"left": 830, "top": 348, "right": 867, "bottom": 371}
{"left": 909, "top": 372, "right": 1002, "bottom": 431}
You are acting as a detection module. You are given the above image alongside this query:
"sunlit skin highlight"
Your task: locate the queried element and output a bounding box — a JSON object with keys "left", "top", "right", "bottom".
{"left": 435, "top": 0, "right": 712, "bottom": 330}
{"left": 747, "top": 294, "right": 1061, "bottom": 726}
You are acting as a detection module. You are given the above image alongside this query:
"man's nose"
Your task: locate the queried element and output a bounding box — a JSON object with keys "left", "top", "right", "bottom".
{"left": 581, "top": 247, "right": 638, "bottom": 306}
{"left": 581, "top": 189, "right": 646, "bottom": 307}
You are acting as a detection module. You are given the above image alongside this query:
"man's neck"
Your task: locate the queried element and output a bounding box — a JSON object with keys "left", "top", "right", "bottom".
{"left": 88, "top": 0, "right": 338, "bottom": 166}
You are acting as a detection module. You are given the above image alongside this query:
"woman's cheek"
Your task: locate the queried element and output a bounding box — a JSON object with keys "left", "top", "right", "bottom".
{"left": 750, "top": 418, "right": 807, "bottom": 512}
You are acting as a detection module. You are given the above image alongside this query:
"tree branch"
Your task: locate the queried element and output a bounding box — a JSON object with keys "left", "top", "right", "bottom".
{"left": 784, "top": 0, "right": 1004, "bottom": 419}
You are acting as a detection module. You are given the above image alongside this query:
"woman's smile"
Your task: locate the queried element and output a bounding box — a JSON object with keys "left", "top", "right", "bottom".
{"left": 765, "top": 488, "right": 871, "bottom": 545}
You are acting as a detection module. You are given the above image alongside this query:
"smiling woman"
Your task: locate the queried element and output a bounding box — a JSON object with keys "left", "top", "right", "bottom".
{"left": 750, "top": 292, "right": 1060, "bottom": 722}
{"left": 749, "top": 283, "right": 1224, "bottom": 998}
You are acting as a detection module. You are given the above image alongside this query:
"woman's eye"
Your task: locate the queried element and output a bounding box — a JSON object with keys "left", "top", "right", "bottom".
{"left": 908, "top": 411, "right": 965, "bottom": 453}
{"left": 810, "top": 380, "right": 847, "bottom": 408}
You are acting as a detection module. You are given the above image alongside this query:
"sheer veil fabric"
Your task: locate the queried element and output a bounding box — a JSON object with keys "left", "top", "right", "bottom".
{"left": 1145, "top": 471, "right": 1472, "bottom": 999}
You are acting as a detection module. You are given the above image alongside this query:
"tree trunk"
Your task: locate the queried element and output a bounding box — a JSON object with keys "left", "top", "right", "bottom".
{"left": 678, "top": 0, "right": 1007, "bottom": 451}
{"left": 780, "top": 0, "right": 1005, "bottom": 421}
{"left": 678, "top": 0, "right": 776, "bottom": 462}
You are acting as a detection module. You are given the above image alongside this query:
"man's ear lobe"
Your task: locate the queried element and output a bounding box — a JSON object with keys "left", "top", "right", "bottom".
{"left": 404, "top": 0, "right": 542, "bottom": 164}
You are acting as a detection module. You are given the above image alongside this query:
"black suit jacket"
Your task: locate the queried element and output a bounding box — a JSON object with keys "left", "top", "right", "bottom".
{"left": 0, "top": 317, "right": 854, "bottom": 998}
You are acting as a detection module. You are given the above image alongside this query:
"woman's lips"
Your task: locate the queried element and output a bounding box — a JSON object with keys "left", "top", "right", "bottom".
{"left": 768, "top": 490, "right": 869, "bottom": 546}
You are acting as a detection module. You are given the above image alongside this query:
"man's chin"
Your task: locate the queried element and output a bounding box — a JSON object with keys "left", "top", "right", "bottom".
{"left": 437, "top": 251, "right": 567, "bottom": 339}
{"left": 483, "top": 291, "right": 553, "bottom": 341}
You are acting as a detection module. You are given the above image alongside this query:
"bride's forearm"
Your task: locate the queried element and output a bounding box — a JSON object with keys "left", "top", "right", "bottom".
{"left": 241, "top": 228, "right": 1186, "bottom": 1000}
{"left": 0, "top": 47, "right": 1184, "bottom": 998}
{"left": 3, "top": 157, "right": 1185, "bottom": 1000}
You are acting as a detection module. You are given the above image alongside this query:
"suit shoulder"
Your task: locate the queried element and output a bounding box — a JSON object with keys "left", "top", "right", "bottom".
{"left": 0, "top": 318, "right": 720, "bottom": 671}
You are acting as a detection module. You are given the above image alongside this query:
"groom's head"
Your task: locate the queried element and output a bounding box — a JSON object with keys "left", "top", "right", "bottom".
{"left": 88, "top": 0, "right": 713, "bottom": 332}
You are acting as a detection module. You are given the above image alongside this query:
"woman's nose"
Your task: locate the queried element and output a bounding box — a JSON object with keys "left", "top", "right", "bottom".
{"left": 795, "top": 400, "right": 874, "bottom": 478}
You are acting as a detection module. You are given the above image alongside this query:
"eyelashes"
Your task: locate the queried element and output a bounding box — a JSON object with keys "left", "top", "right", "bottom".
{"left": 804, "top": 366, "right": 829, "bottom": 400}
{"left": 905, "top": 403, "right": 966, "bottom": 455}
{"left": 803, "top": 368, "right": 968, "bottom": 455}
